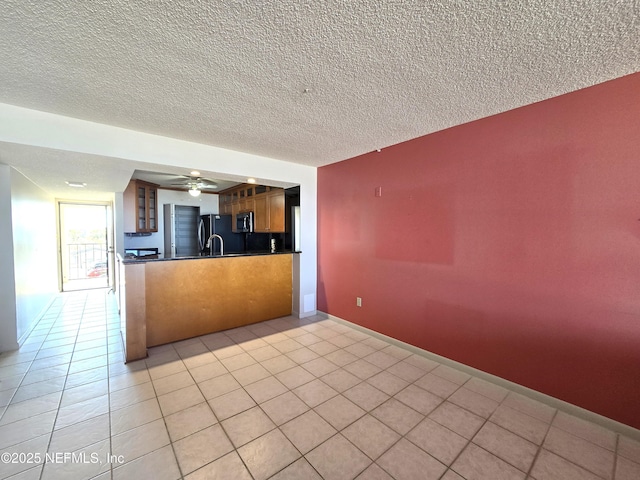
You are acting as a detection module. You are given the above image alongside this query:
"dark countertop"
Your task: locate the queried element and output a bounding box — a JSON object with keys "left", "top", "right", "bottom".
{"left": 120, "top": 250, "right": 298, "bottom": 264}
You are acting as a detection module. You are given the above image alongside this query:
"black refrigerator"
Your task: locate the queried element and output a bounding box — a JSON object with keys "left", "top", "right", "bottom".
{"left": 198, "top": 214, "right": 243, "bottom": 255}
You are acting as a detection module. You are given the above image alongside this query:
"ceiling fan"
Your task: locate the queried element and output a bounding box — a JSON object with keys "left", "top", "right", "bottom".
{"left": 169, "top": 176, "right": 218, "bottom": 197}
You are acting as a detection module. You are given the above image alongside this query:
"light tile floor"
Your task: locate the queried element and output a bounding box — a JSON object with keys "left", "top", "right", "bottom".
{"left": 0, "top": 290, "right": 639, "bottom": 480}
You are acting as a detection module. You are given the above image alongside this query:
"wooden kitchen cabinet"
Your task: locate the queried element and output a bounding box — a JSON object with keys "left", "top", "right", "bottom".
{"left": 220, "top": 183, "right": 285, "bottom": 233}
{"left": 254, "top": 189, "right": 284, "bottom": 232}
{"left": 123, "top": 180, "right": 158, "bottom": 233}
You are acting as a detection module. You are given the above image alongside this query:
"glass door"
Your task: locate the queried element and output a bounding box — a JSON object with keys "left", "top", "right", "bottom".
{"left": 59, "top": 203, "right": 109, "bottom": 291}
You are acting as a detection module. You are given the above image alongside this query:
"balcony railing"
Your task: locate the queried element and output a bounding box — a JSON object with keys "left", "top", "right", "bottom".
{"left": 67, "top": 243, "right": 107, "bottom": 280}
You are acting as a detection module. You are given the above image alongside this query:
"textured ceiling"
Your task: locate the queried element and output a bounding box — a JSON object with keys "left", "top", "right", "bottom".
{"left": 1, "top": 1, "right": 639, "bottom": 184}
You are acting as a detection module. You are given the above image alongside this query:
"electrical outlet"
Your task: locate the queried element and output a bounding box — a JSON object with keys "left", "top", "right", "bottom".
{"left": 375, "top": 186, "right": 382, "bottom": 197}
{"left": 356, "top": 297, "right": 362, "bottom": 307}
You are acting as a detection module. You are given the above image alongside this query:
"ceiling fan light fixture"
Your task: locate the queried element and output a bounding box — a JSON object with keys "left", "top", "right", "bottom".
{"left": 188, "top": 185, "right": 201, "bottom": 197}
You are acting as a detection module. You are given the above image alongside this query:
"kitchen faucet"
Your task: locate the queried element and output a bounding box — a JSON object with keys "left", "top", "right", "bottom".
{"left": 205, "top": 234, "right": 224, "bottom": 256}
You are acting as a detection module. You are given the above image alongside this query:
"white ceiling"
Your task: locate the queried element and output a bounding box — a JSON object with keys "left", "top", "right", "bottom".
{"left": 0, "top": 1, "right": 638, "bottom": 198}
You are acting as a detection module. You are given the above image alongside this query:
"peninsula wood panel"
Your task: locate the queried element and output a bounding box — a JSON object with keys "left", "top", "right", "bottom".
{"left": 144, "top": 254, "right": 292, "bottom": 347}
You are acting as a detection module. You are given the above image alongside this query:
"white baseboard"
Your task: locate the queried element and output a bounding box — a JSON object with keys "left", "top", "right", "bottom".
{"left": 318, "top": 311, "right": 640, "bottom": 442}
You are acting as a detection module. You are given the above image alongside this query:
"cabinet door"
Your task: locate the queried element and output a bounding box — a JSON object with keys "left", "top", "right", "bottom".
{"left": 137, "top": 186, "right": 147, "bottom": 231}
{"left": 253, "top": 195, "right": 269, "bottom": 232}
{"left": 231, "top": 202, "right": 240, "bottom": 232}
{"left": 268, "top": 191, "right": 285, "bottom": 232}
{"left": 147, "top": 187, "right": 158, "bottom": 232}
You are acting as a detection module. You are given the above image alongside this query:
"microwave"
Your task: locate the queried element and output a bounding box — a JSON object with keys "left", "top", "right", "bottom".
{"left": 236, "top": 212, "right": 254, "bottom": 233}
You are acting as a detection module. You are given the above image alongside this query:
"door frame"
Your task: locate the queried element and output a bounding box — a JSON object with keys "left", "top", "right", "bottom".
{"left": 57, "top": 200, "right": 115, "bottom": 292}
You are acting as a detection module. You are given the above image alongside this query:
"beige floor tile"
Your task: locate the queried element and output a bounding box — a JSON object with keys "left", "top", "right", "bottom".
{"left": 10, "top": 376, "right": 66, "bottom": 404}
{"left": 48, "top": 413, "right": 109, "bottom": 453}
{"left": 464, "top": 377, "right": 509, "bottom": 402}
{"left": 552, "top": 411, "right": 617, "bottom": 451}
{"left": 394, "top": 384, "right": 443, "bottom": 415}
{"left": 262, "top": 355, "right": 297, "bottom": 374}
{"left": 199, "top": 372, "right": 241, "bottom": 399}
{"left": 174, "top": 424, "right": 234, "bottom": 474}
{"left": 473, "top": 421, "right": 538, "bottom": 473}
{"left": 324, "top": 349, "right": 359, "bottom": 367}
{"left": 110, "top": 397, "right": 162, "bottom": 435}
{"left": 502, "top": 391, "right": 556, "bottom": 424}
{"left": 306, "top": 433, "right": 371, "bottom": 480}
{"left": 0, "top": 410, "right": 56, "bottom": 449}
{"left": 152, "top": 370, "right": 195, "bottom": 396}
{"left": 364, "top": 351, "right": 400, "bottom": 370}
{"left": 371, "top": 398, "right": 424, "bottom": 435}
{"left": 261, "top": 391, "right": 309, "bottom": 425}
{"left": 275, "top": 365, "right": 315, "bottom": 389}
{"left": 448, "top": 387, "right": 499, "bottom": 418}
{"left": 238, "top": 428, "right": 301, "bottom": 480}
{"left": 320, "top": 368, "right": 361, "bottom": 393}
{"left": 64, "top": 365, "right": 108, "bottom": 389}
{"left": 184, "top": 451, "right": 253, "bottom": 480}
{"left": 452, "top": 443, "right": 525, "bottom": 480}
{"left": 222, "top": 406, "right": 276, "bottom": 447}
{"left": 244, "top": 375, "right": 287, "bottom": 404}
{"left": 220, "top": 352, "right": 256, "bottom": 371}
{"left": 165, "top": 401, "right": 218, "bottom": 441}
{"left": 248, "top": 345, "right": 281, "bottom": 362}
{"left": 544, "top": 426, "right": 614, "bottom": 479}
{"left": 108, "top": 369, "right": 150, "bottom": 393}
{"left": 377, "top": 437, "right": 446, "bottom": 480}
{"left": 430, "top": 365, "right": 471, "bottom": 385}
{"left": 616, "top": 456, "right": 640, "bottom": 480}
{"left": 270, "top": 457, "right": 323, "bottom": 480}
{"left": 440, "top": 469, "right": 467, "bottom": 480}
{"left": 188, "top": 360, "right": 228, "bottom": 383}
{"left": 343, "top": 414, "right": 400, "bottom": 460}
{"left": 20, "top": 365, "right": 67, "bottom": 386}
{"left": 281, "top": 410, "right": 337, "bottom": 454}
{"left": 59, "top": 378, "right": 108, "bottom": 407}
{"left": 67, "top": 354, "right": 108, "bottom": 375}
{"left": 272, "top": 338, "right": 304, "bottom": 354}
{"left": 295, "top": 333, "right": 323, "bottom": 346}
{"left": 208, "top": 388, "right": 256, "bottom": 420}
{"left": 489, "top": 404, "right": 549, "bottom": 444}
{"left": 386, "top": 360, "right": 428, "bottom": 382}
{"left": 530, "top": 449, "right": 602, "bottom": 480}
{"left": 113, "top": 444, "right": 180, "bottom": 480}
{"left": 344, "top": 382, "right": 390, "bottom": 412}
{"left": 182, "top": 351, "right": 218, "bottom": 370}
{"left": 231, "top": 363, "right": 271, "bottom": 386}
{"left": 414, "top": 372, "right": 460, "bottom": 399}
{"left": 344, "top": 359, "right": 383, "bottom": 380}
{"left": 618, "top": 435, "right": 640, "bottom": 463}
{"left": 355, "top": 463, "right": 394, "bottom": 479}
{"left": 0, "top": 391, "right": 62, "bottom": 426}
{"left": 292, "top": 378, "right": 338, "bottom": 407}
{"left": 148, "top": 359, "right": 187, "bottom": 380}
{"left": 109, "top": 381, "right": 155, "bottom": 410}
{"left": 301, "top": 357, "right": 340, "bottom": 377}
{"left": 345, "top": 342, "right": 377, "bottom": 358}
{"left": 380, "top": 345, "right": 412, "bottom": 360}
{"left": 111, "top": 418, "right": 170, "bottom": 464}
{"left": 367, "top": 371, "right": 409, "bottom": 396}
{"left": 429, "top": 401, "right": 485, "bottom": 439}
{"left": 406, "top": 418, "right": 467, "bottom": 466}
{"left": 315, "top": 394, "right": 366, "bottom": 430}
{"left": 158, "top": 384, "right": 205, "bottom": 416}
{"left": 41, "top": 437, "right": 111, "bottom": 480}
{"left": 308, "top": 341, "right": 340, "bottom": 356}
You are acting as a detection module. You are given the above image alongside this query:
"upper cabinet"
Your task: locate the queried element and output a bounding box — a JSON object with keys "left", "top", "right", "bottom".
{"left": 123, "top": 180, "right": 159, "bottom": 233}
{"left": 220, "top": 184, "right": 285, "bottom": 233}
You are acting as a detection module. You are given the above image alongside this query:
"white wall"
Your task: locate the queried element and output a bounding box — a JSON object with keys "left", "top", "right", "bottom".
{"left": 123, "top": 189, "right": 219, "bottom": 256}
{"left": 0, "top": 165, "right": 18, "bottom": 351}
{"left": 0, "top": 165, "right": 57, "bottom": 352}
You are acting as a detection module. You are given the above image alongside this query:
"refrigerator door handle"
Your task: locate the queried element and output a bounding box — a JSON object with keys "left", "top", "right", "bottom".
{"left": 197, "top": 219, "right": 204, "bottom": 250}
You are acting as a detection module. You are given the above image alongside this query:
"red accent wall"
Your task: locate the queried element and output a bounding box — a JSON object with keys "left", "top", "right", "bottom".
{"left": 317, "top": 72, "right": 640, "bottom": 429}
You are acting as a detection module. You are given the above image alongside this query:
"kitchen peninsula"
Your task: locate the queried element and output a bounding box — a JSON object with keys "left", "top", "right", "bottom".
{"left": 118, "top": 252, "right": 293, "bottom": 362}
